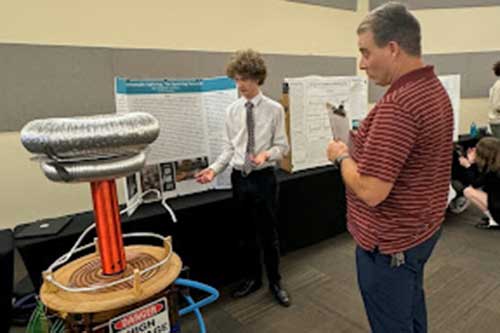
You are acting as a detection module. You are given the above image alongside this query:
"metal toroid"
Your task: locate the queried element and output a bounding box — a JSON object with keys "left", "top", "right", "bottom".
{"left": 20, "top": 112, "right": 159, "bottom": 159}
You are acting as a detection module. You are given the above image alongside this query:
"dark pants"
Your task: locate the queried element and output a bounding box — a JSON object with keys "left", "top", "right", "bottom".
{"left": 231, "top": 167, "right": 281, "bottom": 284}
{"left": 356, "top": 228, "right": 442, "bottom": 333}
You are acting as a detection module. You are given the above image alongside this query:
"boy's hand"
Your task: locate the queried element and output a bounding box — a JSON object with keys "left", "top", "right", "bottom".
{"left": 195, "top": 168, "right": 215, "bottom": 184}
{"left": 251, "top": 151, "right": 271, "bottom": 166}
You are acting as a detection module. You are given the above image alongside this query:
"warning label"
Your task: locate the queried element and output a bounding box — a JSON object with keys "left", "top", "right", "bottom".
{"left": 110, "top": 297, "right": 170, "bottom": 333}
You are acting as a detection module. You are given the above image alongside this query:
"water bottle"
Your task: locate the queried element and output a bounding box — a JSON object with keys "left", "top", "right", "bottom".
{"left": 470, "top": 122, "right": 478, "bottom": 138}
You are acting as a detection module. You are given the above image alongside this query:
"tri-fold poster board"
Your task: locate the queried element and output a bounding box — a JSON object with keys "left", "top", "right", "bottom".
{"left": 115, "top": 77, "right": 237, "bottom": 214}
{"left": 281, "top": 76, "right": 369, "bottom": 172}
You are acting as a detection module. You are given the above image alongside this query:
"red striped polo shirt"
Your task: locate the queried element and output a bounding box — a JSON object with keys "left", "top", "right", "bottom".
{"left": 348, "top": 66, "right": 453, "bottom": 254}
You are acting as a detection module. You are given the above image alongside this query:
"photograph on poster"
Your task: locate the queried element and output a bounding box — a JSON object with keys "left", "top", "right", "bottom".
{"left": 175, "top": 157, "right": 209, "bottom": 183}
{"left": 126, "top": 174, "right": 139, "bottom": 200}
{"left": 140, "top": 165, "right": 162, "bottom": 202}
{"left": 160, "top": 162, "right": 176, "bottom": 192}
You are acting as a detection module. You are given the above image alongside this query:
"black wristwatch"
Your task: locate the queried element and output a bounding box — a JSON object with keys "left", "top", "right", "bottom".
{"left": 334, "top": 154, "right": 350, "bottom": 168}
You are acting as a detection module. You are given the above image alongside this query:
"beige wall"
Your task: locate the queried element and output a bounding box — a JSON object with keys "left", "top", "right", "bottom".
{"left": 1, "top": 0, "right": 499, "bottom": 229}
{"left": 0, "top": 132, "right": 97, "bottom": 226}
{"left": 417, "top": 7, "right": 500, "bottom": 54}
{"left": 459, "top": 99, "right": 491, "bottom": 133}
{"left": 0, "top": 0, "right": 363, "bottom": 56}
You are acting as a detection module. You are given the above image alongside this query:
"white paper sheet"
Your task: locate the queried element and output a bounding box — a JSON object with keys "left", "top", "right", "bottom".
{"left": 438, "top": 75, "right": 460, "bottom": 141}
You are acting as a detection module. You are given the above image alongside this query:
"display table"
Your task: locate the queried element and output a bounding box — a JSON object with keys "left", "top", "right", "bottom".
{"left": 0, "top": 229, "right": 14, "bottom": 331}
{"left": 15, "top": 166, "right": 347, "bottom": 290}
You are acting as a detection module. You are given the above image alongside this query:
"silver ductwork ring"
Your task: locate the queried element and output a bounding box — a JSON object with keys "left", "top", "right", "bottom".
{"left": 21, "top": 112, "right": 159, "bottom": 159}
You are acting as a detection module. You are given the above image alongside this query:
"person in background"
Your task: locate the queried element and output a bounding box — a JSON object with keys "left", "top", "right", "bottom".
{"left": 464, "top": 137, "right": 500, "bottom": 229}
{"left": 195, "top": 49, "right": 291, "bottom": 307}
{"left": 326, "top": 3, "right": 453, "bottom": 332}
{"left": 489, "top": 61, "right": 500, "bottom": 138}
{"left": 449, "top": 144, "right": 479, "bottom": 214}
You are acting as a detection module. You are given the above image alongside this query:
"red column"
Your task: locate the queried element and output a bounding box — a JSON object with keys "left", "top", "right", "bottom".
{"left": 90, "top": 180, "right": 126, "bottom": 275}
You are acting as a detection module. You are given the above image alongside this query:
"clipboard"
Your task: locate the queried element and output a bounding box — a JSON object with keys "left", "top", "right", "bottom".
{"left": 326, "top": 102, "right": 350, "bottom": 142}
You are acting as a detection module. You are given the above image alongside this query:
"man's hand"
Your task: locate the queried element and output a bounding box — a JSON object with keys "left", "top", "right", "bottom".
{"left": 251, "top": 151, "right": 271, "bottom": 166}
{"left": 195, "top": 168, "right": 215, "bottom": 184}
{"left": 328, "top": 141, "right": 393, "bottom": 206}
{"left": 327, "top": 140, "right": 349, "bottom": 162}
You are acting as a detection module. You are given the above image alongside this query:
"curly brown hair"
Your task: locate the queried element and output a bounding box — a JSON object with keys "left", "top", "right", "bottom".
{"left": 493, "top": 61, "right": 500, "bottom": 77}
{"left": 475, "top": 137, "right": 500, "bottom": 173}
{"left": 226, "top": 49, "right": 267, "bottom": 85}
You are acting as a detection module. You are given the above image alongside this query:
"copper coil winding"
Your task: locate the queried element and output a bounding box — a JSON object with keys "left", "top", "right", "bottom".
{"left": 68, "top": 252, "right": 160, "bottom": 292}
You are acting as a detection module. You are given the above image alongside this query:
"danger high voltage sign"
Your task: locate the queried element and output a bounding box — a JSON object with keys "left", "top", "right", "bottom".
{"left": 109, "top": 297, "right": 170, "bottom": 333}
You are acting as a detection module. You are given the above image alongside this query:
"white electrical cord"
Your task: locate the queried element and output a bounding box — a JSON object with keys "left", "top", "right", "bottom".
{"left": 44, "top": 189, "right": 178, "bottom": 293}
{"left": 136, "top": 189, "right": 178, "bottom": 223}
{"left": 161, "top": 197, "right": 178, "bottom": 223}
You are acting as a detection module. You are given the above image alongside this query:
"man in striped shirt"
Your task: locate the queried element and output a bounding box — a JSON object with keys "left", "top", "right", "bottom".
{"left": 327, "top": 3, "right": 453, "bottom": 332}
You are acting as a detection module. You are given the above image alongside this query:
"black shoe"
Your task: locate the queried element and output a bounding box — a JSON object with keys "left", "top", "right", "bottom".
{"left": 475, "top": 220, "right": 489, "bottom": 229}
{"left": 270, "top": 283, "right": 291, "bottom": 307}
{"left": 232, "top": 279, "right": 262, "bottom": 298}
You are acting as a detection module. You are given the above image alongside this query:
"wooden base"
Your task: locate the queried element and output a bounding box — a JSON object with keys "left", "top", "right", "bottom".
{"left": 40, "top": 245, "right": 182, "bottom": 314}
